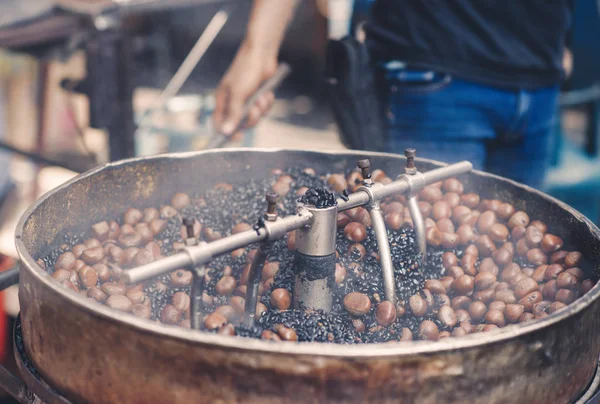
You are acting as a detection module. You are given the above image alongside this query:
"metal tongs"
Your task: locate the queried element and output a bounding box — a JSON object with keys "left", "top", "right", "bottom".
{"left": 204, "top": 63, "right": 291, "bottom": 149}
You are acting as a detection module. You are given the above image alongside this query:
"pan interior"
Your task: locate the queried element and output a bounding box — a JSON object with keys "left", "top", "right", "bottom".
{"left": 15, "top": 149, "right": 600, "bottom": 353}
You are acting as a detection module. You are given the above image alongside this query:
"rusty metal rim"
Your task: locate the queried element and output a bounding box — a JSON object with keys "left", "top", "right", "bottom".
{"left": 13, "top": 148, "right": 600, "bottom": 358}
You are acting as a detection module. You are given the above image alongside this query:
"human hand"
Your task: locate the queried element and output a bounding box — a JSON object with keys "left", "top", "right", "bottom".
{"left": 213, "top": 43, "right": 278, "bottom": 135}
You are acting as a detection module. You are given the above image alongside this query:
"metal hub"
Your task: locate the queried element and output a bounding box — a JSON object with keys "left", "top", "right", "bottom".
{"left": 121, "top": 151, "right": 474, "bottom": 328}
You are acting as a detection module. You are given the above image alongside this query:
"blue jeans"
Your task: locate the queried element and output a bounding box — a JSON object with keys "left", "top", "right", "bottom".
{"left": 380, "top": 64, "right": 559, "bottom": 189}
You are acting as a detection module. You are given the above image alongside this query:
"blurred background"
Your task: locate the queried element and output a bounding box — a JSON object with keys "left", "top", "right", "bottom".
{"left": 0, "top": 0, "right": 598, "bottom": 397}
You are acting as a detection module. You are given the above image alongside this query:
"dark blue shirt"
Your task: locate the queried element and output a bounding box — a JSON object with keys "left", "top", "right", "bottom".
{"left": 367, "top": 0, "right": 572, "bottom": 89}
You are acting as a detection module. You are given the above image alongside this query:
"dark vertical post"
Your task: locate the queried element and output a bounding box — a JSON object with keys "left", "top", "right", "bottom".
{"left": 86, "top": 25, "right": 136, "bottom": 161}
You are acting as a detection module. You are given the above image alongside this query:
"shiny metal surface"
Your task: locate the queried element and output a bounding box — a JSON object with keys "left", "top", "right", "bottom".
{"left": 243, "top": 243, "right": 269, "bottom": 327}
{"left": 14, "top": 148, "right": 600, "bottom": 403}
{"left": 422, "top": 161, "right": 474, "bottom": 185}
{"left": 293, "top": 275, "right": 333, "bottom": 313}
{"left": 294, "top": 205, "right": 337, "bottom": 312}
{"left": 400, "top": 171, "right": 427, "bottom": 262}
{"left": 362, "top": 184, "right": 396, "bottom": 305}
{"left": 189, "top": 266, "right": 205, "bottom": 330}
{"left": 337, "top": 188, "right": 371, "bottom": 211}
{"left": 123, "top": 211, "right": 313, "bottom": 284}
{"left": 336, "top": 162, "right": 471, "bottom": 212}
{"left": 408, "top": 196, "right": 426, "bottom": 264}
{"left": 369, "top": 203, "right": 396, "bottom": 304}
{"left": 295, "top": 205, "right": 337, "bottom": 257}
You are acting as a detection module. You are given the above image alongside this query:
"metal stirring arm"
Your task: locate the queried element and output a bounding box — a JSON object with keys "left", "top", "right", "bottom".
{"left": 356, "top": 159, "right": 397, "bottom": 304}
{"left": 123, "top": 154, "right": 474, "bottom": 316}
{"left": 122, "top": 210, "right": 313, "bottom": 284}
{"left": 340, "top": 152, "right": 469, "bottom": 303}
{"left": 242, "top": 192, "right": 279, "bottom": 328}
{"left": 400, "top": 148, "right": 427, "bottom": 264}
{"left": 243, "top": 243, "right": 269, "bottom": 327}
{"left": 368, "top": 203, "right": 396, "bottom": 304}
{"left": 190, "top": 265, "right": 206, "bottom": 330}
{"left": 406, "top": 196, "right": 426, "bottom": 264}
{"left": 182, "top": 218, "right": 206, "bottom": 330}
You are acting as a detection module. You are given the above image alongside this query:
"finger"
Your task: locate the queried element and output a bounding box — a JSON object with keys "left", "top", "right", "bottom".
{"left": 230, "top": 131, "right": 244, "bottom": 143}
{"left": 221, "top": 88, "right": 248, "bottom": 135}
{"left": 255, "top": 91, "right": 273, "bottom": 111}
{"left": 213, "top": 87, "right": 228, "bottom": 130}
{"left": 261, "top": 92, "right": 276, "bottom": 116}
{"left": 250, "top": 92, "right": 275, "bottom": 124}
{"left": 244, "top": 104, "right": 263, "bottom": 129}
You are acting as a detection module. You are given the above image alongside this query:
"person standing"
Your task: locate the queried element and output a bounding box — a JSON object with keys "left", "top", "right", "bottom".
{"left": 213, "top": 0, "right": 573, "bottom": 189}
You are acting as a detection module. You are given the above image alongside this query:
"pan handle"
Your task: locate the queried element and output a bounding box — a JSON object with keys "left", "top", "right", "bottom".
{"left": 0, "top": 267, "right": 19, "bottom": 292}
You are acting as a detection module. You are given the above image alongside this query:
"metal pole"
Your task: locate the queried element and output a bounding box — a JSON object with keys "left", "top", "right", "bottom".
{"left": 190, "top": 266, "right": 205, "bottom": 330}
{"left": 369, "top": 205, "right": 395, "bottom": 304}
{"left": 421, "top": 161, "right": 473, "bottom": 185}
{"left": 0, "top": 140, "right": 84, "bottom": 173}
{"left": 124, "top": 162, "right": 473, "bottom": 285}
{"left": 86, "top": 26, "right": 136, "bottom": 161}
{"left": 135, "top": 9, "right": 230, "bottom": 136}
{"left": 0, "top": 267, "right": 19, "bottom": 291}
{"left": 123, "top": 212, "right": 313, "bottom": 284}
{"left": 407, "top": 196, "right": 426, "bottom": 263}
{"left": 243, "top": 244, "right": 269, "bottom": 327}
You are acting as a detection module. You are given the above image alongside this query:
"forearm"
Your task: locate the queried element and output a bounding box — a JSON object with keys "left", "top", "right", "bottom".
{"left": 244, "top": 0, "right": 300, "bottom": 57}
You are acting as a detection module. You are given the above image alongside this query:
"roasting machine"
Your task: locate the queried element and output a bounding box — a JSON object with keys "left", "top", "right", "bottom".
{"left": 1, "top": 148, "right": 600, "bottom": 403}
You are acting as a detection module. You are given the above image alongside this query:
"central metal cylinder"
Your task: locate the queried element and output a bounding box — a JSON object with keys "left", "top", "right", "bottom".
{"left": 293, "top": 204, "right": 337, "bottom": 312}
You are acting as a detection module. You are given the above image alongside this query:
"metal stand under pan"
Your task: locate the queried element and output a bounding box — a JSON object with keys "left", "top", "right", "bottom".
{"left": 8, "top": 316, "right": 72, "bottom": 404}
{"left": 3, "top": 315, "right": 600, "bottom": 404}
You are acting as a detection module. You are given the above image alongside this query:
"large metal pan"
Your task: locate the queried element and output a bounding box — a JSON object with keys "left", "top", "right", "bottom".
{"left": 14, "top": 149, "right": 600, "bottom": 404}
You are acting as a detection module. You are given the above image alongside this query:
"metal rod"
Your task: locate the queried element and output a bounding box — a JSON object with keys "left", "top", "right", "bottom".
{"left": 336, "top": 189, "right": 371, "bottom": 211}
{"left": 135, "top": 9, "right": 230, "bottom": 135}
{"left": 0, "top": 364, "right": 37, "bottom": 403}
{"left": 407, "top": 196, "right": 426, "bottom": 264}
{"left": 124, "top": 162, "right": 472, "bottom": 286}
{"left": 243, "top": 244, "right": 269, "bottom": 327}
{"left": 0, "top": 267, "right": 19, "bottom": 291}
{"left": 0, "top": 139, "right": 85, "bottom": 173}
{"left": 338, "top": 161, "right": 473, "bottom": 211}
{"left": 421, "top": 161, "right": 473, "bottom": 185}
{"left": 205, "top": 63, "right": 292, "bottom": 149}
{"left": 123, "top": 211, "right": 313, "bottom": 284}
{"left": 122, "top": 252, "right": 192, "bottom": 284}
{"left": 371, "top": 178, "right": 411, "bottom": 202}
{"left": 369, "top": 205, "right": 396, "bottom": 304}
{"left": 190, "top": 266, "right": 205, "bottom": 330}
